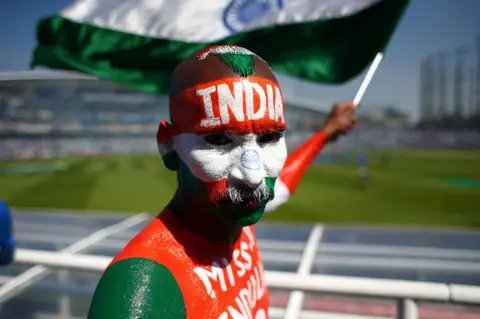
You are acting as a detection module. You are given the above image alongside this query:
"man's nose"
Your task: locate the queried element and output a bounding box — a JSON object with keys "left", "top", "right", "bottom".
{"left": 229, "top": 149, "right": 265, "bottom": 188}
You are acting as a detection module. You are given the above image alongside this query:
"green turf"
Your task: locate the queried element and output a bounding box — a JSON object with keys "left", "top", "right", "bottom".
{"left": 0, "top": 149, "right": 479, "bottom": 228}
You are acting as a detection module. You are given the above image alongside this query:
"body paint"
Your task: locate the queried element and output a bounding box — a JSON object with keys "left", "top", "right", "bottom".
{"left": 168, "top": 77, "right": 286, "bottom": 136}
{"left": 93, "top": 210, "right": 270, "bottom": 318}
{"left": 156, "top": 46, "right": 288, "bottom": 225}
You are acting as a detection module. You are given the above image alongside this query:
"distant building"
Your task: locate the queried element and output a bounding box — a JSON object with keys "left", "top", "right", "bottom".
{"left": 356, "top": 106, "right": 410, "bottom": 129}
{"left": 418, "top": 36, "right": 480, "bottom": 130}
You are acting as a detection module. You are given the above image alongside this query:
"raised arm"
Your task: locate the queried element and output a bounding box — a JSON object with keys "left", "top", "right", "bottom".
{"left": 265, "top": 102, "right": 356, "bottom": 213}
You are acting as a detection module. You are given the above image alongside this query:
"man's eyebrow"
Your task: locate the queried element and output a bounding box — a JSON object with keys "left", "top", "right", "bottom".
{"left": 259, "top": 128, "right": 287, "bottom": 134}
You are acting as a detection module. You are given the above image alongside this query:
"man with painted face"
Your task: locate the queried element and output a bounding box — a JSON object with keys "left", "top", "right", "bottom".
{"left": 88, "top": 45, "right": 356, "bottom": 319}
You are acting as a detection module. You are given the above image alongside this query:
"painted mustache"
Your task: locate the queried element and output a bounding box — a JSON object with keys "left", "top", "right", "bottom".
{"left": 213, "top": 183, "right": 271, "bottom": 205}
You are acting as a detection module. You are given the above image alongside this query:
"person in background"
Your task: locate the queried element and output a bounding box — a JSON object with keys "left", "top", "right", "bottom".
{"left": 0, "top": 199, "right": 15, "bottom": 266}
{"left": 356, "top": 150, "right": 369, "bottom": 189}
{"left": 380, "top": 151, "right": 390, "bottom": 167}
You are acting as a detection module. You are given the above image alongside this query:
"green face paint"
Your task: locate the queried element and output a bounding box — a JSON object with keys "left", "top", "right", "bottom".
{"left": 177, "top": 160, "right": 276, "bottom": 226}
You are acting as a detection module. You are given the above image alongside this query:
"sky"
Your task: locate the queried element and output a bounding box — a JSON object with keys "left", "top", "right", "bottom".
{"left": 0, "top": 0, "right": 479, "bottom": 121}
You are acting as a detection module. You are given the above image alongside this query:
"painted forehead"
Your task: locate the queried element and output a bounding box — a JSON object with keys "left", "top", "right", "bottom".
{"left": 169, "top": 46, "right": 286, "bottom": 135}
{"left": 171, "top": 77, "right": 285, "bottom": 135}
{"left": 196, "top": 45, "right": 259, "bottom": 60}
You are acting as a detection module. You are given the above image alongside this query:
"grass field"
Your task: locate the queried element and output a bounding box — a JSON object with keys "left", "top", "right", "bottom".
{"left": 0, "top": 149, "right": 479, "bottom": 229}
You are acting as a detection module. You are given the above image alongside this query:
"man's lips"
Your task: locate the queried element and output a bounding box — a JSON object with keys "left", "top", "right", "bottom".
{"left": 217, "top": 192, "right": 261, "bottom": 207}
{"left": 245, "top": 199, "right": 261, "bottom": 208}
{"left": 242, "top": 193, "right": 259, "bottom": 207}
{"left": 207, "top": 179, "right": 270, "bottom": 207}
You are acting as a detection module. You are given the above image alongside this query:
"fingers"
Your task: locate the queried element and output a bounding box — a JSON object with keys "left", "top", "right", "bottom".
{"left": 334, "top": 102, "right": 356, "bottom": 129}
{"left": 349, "top": 112, "right": 357, "bottom": 129}
{"left": 327, "top": 133, "right": 339, "bottom": 143}
{"left": 323, "top": 101, "right": 358, "bottom": 142}
{"left": 333, "top": 101, "right": 356, "bottom": 112}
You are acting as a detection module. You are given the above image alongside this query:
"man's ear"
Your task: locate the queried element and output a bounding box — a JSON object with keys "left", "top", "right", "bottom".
{"left": 157, "top": 121, "right": 179, "bottom": 171}
{"left": 162, "top": 149, "right": 180, "bottom": 171}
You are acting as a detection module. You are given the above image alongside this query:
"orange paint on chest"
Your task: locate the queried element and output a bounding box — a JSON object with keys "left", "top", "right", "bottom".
{"left": 111, "top": 209, "right": 270, "bottom": 318}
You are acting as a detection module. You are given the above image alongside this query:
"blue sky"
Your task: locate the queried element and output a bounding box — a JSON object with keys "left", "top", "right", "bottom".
{"left": 0, "top": 0, "right": 479, "bottom": 121}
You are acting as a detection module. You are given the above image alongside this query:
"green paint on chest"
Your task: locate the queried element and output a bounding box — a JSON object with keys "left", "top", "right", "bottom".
{"left": 216, "top": 53, "right": 256, "bottom": 77}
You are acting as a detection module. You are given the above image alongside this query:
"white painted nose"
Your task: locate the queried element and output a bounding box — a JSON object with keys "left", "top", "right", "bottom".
{"left": 229, "top": 149, "right": 265, "bottom": 188}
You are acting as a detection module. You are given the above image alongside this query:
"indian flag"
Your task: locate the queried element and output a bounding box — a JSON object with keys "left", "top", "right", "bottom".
{"left": 32, "top": 0, "right": 410, "bottom": 94}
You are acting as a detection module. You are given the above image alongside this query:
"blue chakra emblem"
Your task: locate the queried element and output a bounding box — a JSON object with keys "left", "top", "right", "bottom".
{"left": 223, "top": 0, "right": 284, "bottom": 34}
{"left": 240, "top": 149, "right": 261, "bottom": 170}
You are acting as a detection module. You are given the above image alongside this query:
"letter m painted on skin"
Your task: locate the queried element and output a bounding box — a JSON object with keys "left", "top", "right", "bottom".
{"left": 194, "top": 261, "right": 228, "bottom": 298}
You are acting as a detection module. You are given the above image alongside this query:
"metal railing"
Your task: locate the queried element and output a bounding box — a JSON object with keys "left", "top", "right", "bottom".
{"left": 9, "top": 248, "right": 480, "bottom": 319}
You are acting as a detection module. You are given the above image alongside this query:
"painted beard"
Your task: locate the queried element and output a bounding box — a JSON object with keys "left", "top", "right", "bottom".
{"left": 205, "top": 177, "right": 277, "bottom": 226}
{"left": 207, "top": 178, "right": 276, "bottom": 225}
{"left": 175, "top": 153, "right": 280, "bottom": 227}
{"left": 175, "top": 130, "right": 286, "bottom": 223}
{"left": 171, "top": 127, "right": 287, "bottom": 226}
{"left": 171, "top": 130, "right": 287, "bottom": 226}
{"left": 212, "top": 182, "right": 272, "bottom": 207}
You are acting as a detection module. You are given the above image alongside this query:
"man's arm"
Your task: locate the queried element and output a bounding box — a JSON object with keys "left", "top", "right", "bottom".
{"left": 88, "top": 258, "right": 186, "bottom": 319}
{"left": 265, "top": 102, "right": 356, "bottom": 213}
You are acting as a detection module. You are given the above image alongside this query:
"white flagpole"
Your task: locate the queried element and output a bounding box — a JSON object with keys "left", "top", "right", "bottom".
{"left": 353, "top": 52, "right": 384, "bottom": 106}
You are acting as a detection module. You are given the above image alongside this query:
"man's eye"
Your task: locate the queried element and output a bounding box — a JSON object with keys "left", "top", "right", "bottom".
{"left": 258, "top": 131, "right": 283, "bottom": 144}
{"left": 204, "top": 134, "right": 232, "bottom": 146}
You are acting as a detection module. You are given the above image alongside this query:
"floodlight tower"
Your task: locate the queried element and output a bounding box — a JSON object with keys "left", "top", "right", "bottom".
{"left": 476, "top": 34, "right": 480, "bottom": 116}
{"left": 437, "top": 51, "right": 448, "bottom": 120}
{"left": 419, "top": 57, "right": 429, "bottom": 121}
{"left": 454, "top": 47, "right": 467, "bottom": 118}
{"left": 424, "top": 56, "right": 436, "bottom": 121}
{"left": 469, "top": 67, "right": 477, "bottom": 118}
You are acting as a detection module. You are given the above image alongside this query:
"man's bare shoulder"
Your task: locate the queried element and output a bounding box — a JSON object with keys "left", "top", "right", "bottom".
{"left": 88, "top": 213, "right": 188, "bottom": 319}
{"left": 88, "top": 256, "right": 186, "bottom": 319}
{"left": 111, "top": 214, "right": 177, "bottom": 264}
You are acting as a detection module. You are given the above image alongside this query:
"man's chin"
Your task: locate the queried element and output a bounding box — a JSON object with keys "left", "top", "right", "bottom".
{"left": 232, "top": 210, "right": 264, "bottom": 226}
{"left": 217, "top": 199, "right": 267, "bottom": 226}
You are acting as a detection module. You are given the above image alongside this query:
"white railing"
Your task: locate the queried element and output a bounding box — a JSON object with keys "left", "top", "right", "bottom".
{"left": 9, "top": 248, "right": 480, "bottom": 319}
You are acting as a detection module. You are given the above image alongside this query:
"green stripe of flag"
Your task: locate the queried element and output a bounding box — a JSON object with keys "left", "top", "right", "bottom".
{"left": 32, "top": 0, "right": 410, "bottom": 94}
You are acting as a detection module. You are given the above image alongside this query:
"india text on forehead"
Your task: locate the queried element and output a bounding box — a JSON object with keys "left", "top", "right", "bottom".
{"left": 195, "top": 79, "right": 285, "bottom": 128}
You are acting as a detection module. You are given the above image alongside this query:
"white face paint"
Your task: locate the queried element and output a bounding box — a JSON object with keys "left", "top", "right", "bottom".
{"left": 173, "top": 133, "right": 287, "bottom": 187}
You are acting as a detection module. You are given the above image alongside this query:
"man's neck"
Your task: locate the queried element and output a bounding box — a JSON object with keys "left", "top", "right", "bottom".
{"left": 167, "top": 190, "right": 243, "bottom": 245}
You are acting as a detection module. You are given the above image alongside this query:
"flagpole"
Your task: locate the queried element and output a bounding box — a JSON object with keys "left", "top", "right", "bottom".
{"left": 353, "top": 52, "right": 384, "bottom": 106}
